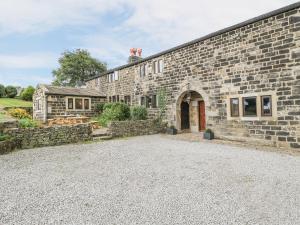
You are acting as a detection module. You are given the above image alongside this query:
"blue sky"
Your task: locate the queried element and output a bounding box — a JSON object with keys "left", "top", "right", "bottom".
{"left": 0, "top": 0, "right": 298, "bottom": 87}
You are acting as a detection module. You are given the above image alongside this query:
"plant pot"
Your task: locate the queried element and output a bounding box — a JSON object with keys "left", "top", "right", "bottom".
{"left": 166, "top": 127, "right": 177, "bottom": 135}
{"left": 203, "top": 132, "right": 214, "bottom": 140}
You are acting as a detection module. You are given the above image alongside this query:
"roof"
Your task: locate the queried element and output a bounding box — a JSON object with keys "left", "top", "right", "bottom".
{"left": 41, "top": 85, "right": 105, "bottom": 97}
{"left": 86, "top": 2, "right": 300, "bottom": 82}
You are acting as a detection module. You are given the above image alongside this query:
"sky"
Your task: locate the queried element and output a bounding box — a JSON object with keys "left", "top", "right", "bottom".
{"left": 0, "top": 0, "right": 298, "bottom": 87}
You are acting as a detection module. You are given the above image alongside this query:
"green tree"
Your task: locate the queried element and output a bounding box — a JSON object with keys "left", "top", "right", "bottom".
{"left": 52, "top": 49, "right": 107, "bottom": 87}
{"left": 21, "top": 86, "right": 35, "bottom": 101}
{"left": 5, "top": 86, "right": 17, "bottom": 98}
{"left": 0, "top": 84, "right": 5, "bottom": 98}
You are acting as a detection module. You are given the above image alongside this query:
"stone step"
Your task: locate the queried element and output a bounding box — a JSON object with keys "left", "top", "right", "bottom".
{"left": 92, "top": 128, "right": 109, "bottom": 137}
{"left": 93, "top": 135, "right": 113, "bottom": 141}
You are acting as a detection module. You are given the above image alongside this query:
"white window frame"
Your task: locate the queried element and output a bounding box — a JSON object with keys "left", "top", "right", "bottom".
{"left": 35, "top": 97, "right": 42, "bottom": 112}
{"left": 158, "top": 59, "right": 164, "bottom": 73}
{"left": 114, "top": 71, "right": 119, "bottom": 81}
{"left": 66, "top": 97, "right": 91, "bottom": 111}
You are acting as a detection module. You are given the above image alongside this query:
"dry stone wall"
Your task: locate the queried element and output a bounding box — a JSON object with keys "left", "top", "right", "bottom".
{"left": 4, "top": 123, "right": 92, "bottom": 150}
{"left": 108, "top": 120, "right": 166, "bottom": 138}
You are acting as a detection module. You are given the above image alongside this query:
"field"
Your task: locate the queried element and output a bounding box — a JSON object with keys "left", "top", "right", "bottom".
{"left": 0, "top": 98, "right": 32, "bottom": 108}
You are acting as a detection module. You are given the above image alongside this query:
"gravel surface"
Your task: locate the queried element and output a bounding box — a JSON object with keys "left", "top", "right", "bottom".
{"left": 0, "top": 135, "right": 299, "bottom": 225}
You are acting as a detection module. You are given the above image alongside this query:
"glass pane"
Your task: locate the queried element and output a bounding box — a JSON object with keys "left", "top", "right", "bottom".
{"left": 84, "top": 99, "right": 89, "bottom": 110}
{"left": 75, "top": 99, "right": 83, "bottom": 110}
{"left": 152, "top": 95, "right": 157, "bottom": 108}
{"left": 244, "top": 97, "right": 257, "bottom": 116}
{"left": 262, "top": 96, "right": 272, "bottom": 116}
{"left": 68, "top": 98, "right": 73, "bottom": 109}
{"left": 230, "top": 98, "right": 239, "bottom": 117}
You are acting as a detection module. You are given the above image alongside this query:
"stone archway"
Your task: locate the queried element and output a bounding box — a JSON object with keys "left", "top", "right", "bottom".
{"left": 176, "top": 90, "right": 206, "bottom": 133}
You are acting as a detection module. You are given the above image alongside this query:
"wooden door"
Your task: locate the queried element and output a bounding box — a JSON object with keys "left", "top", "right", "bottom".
{"left": 199, "top": 101, "right": 206, "bottom": 131}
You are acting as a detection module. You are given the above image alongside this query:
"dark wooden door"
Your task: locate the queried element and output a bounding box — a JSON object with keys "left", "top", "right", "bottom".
{"left": 199, "top": 101, "right": 206, "bottom": 131}
{"left": 181, "top": 102, "right": 190, "bottom": 130}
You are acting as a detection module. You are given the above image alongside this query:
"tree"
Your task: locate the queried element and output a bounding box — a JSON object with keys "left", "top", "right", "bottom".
{"left": 52, "top": 49, "right": 107, "bottom": 87}
{"left": 0, "top": 84, "right": 5, "bottom": 98}
{"left": 5, "top": 86, "right": 17, "bottom": 98}
{"left": 21, "top": 86, "right": 35, "bottom": 101}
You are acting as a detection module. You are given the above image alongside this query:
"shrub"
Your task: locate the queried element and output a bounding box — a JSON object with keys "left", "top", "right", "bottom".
{"left": 5, "top": 86, "right": 17, "bottom": 98}
{"left": 131, "top": 106, "right": 148, "bottom": 120}
{"left": 97, "top": 103, "right": 130, "bottom": 127}
{"left": 0, "top": 133, "right": 10, "bottom": 142}
{"left": 18, "top": 118, "right": 39, "bottom": 128}
{"left": 95, "top": 103, "right": 105, "bottom": 113}
{"left": 0, "top": 84, "right": 5, "bottom": 98}
{"left": 8, "top": 108, "right": 32, "bottom": 119}
{"left": 21, "top": 86, "right": 35, "bottom": 101}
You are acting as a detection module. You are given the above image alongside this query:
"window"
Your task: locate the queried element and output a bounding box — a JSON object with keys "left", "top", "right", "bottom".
{"left": 146, "top": 96, "right": 151, "bottom": 108}
{"left": 153, "top": 61, "right": 159, "bottom": 74}
{"left": 66, "top": 97, "right": 91, "bottom": 111}
{"left": 243, "top": 97, "right": 257, "bottom": 116}
{"left": 109, "top": 96, "right": 112, "bottom": 102}
{"left": 67, "top": 98, "right": 73, "bottom": 110}
{"left": 35, "top": 98, "right": 41, "bottom": 111}
{"left": 124, "top": 95, "right": 131, "bottom": 105}
{"left": 158, "top": 60, "right": 164, "bottom": 73}
{"left": 114, "top": 71, "right": 119, "bottom": 81}
{"left": 261, "top": 96, "right": 272, "bottom": 116}
{"left": 75, "top": 98, "right": 83, "bottom": 110}
{"left": 230, "top": 98, "right": 239, "bottom": 117}
{"left": 151, "top": 95, "right": 157, "bottom": 108}
{"left": 153, "top": 60, "right": 163, "bottom": 74}
{"left": 116, "top": 95, "right": 119, "bottom": 102}
{"left": 139, "top": 64, "right": 146, "bottom": 78}
{"left": 84, "top": 99, "right": 90, "bottom": 110}
{"left": 140, "top": 96, "right": 146, "bottom": 106}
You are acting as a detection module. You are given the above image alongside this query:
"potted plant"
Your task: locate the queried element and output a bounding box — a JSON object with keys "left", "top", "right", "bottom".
{"left": 203, "top": 129, "right": 214, "bottom": 140}
{"left": 166, "top": 125, "right": 177, "bottom": 135}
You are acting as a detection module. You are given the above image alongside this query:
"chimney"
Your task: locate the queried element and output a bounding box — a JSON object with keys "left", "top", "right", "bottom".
{"left": 128, "top": 48, "right": 142, "bottom": 63}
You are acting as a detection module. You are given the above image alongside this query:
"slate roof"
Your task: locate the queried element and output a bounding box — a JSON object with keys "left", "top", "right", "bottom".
{"left": 86, "top": 2, "right": 300, "bottom": 82}
{"left": 42, "top": 85, "right": 105, "bottom": 97}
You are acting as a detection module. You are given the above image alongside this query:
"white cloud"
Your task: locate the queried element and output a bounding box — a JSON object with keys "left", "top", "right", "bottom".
{"left": 0, "top": 0, "right": 124, "bottom": 35}
{"left": 0, "top": 53, "right": 58, "bottom": 69}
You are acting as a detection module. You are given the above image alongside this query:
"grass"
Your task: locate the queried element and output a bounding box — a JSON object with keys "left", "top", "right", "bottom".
{"left": 0, "top": 98, "right": 32, "bottom": 108}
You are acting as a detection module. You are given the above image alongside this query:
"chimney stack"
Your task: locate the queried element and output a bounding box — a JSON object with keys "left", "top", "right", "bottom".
{"left": 128, "top": 48, "right": 142, "bottom": 63}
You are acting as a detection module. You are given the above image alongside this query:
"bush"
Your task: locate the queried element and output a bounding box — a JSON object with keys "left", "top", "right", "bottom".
{"left": 97, "top": 102, "right": 130, "bottom": 127}
{"left": 5, "top": 86, "right": 17, "bottom": 98}
{"left": 21, "top": 86, "right": 35, "bottom": 101}
{"left": 95, "top": 103, "right": 105, "bottom": 113}
{"left": 0, "top": 84, "right": 5, "bottom": 98}
{"left": 18, "top": 118, "right": 39, "bottom": 128}
{"left": 0, "top": 133, "right": 10, "bottom": 142}
{"left": 8, "top": 108, "right": 32, "bottom": 119}
{"left": 131, "top": 106, "right": 148, "bottom": 120}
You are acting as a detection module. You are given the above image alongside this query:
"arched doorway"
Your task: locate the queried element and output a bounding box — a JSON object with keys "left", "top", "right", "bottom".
{"left": 177, "top": 91, "right": 206, "bottom": 132}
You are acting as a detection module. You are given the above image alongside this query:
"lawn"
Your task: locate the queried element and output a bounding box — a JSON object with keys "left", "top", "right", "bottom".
{"left": 0, "top": 98, "right": 32, "bottom": 108}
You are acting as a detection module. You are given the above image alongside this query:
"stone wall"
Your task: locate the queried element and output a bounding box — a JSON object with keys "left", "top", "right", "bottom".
{"left": 0, "top": 120, "right": 18, "bottom": 133}
{"left": 4, "top": 123, "right": 92, "bottom": 150}
{"left": 86, "top": 5, "right": 300, "bottom": 149}
{"left": 108, "top": 120, "right": 167, "bottom": 138}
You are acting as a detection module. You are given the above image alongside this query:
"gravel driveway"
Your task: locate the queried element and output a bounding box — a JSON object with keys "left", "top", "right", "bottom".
{"left": 0, "top": 135, "right": 299, "bottom": 225}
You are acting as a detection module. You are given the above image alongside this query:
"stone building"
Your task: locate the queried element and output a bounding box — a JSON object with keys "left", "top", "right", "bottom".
{"left": 33, "top": 85, "right": 105, "bottom": 122}
{"left": 85, "top": 2, "right": 300, "bottom": 149}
